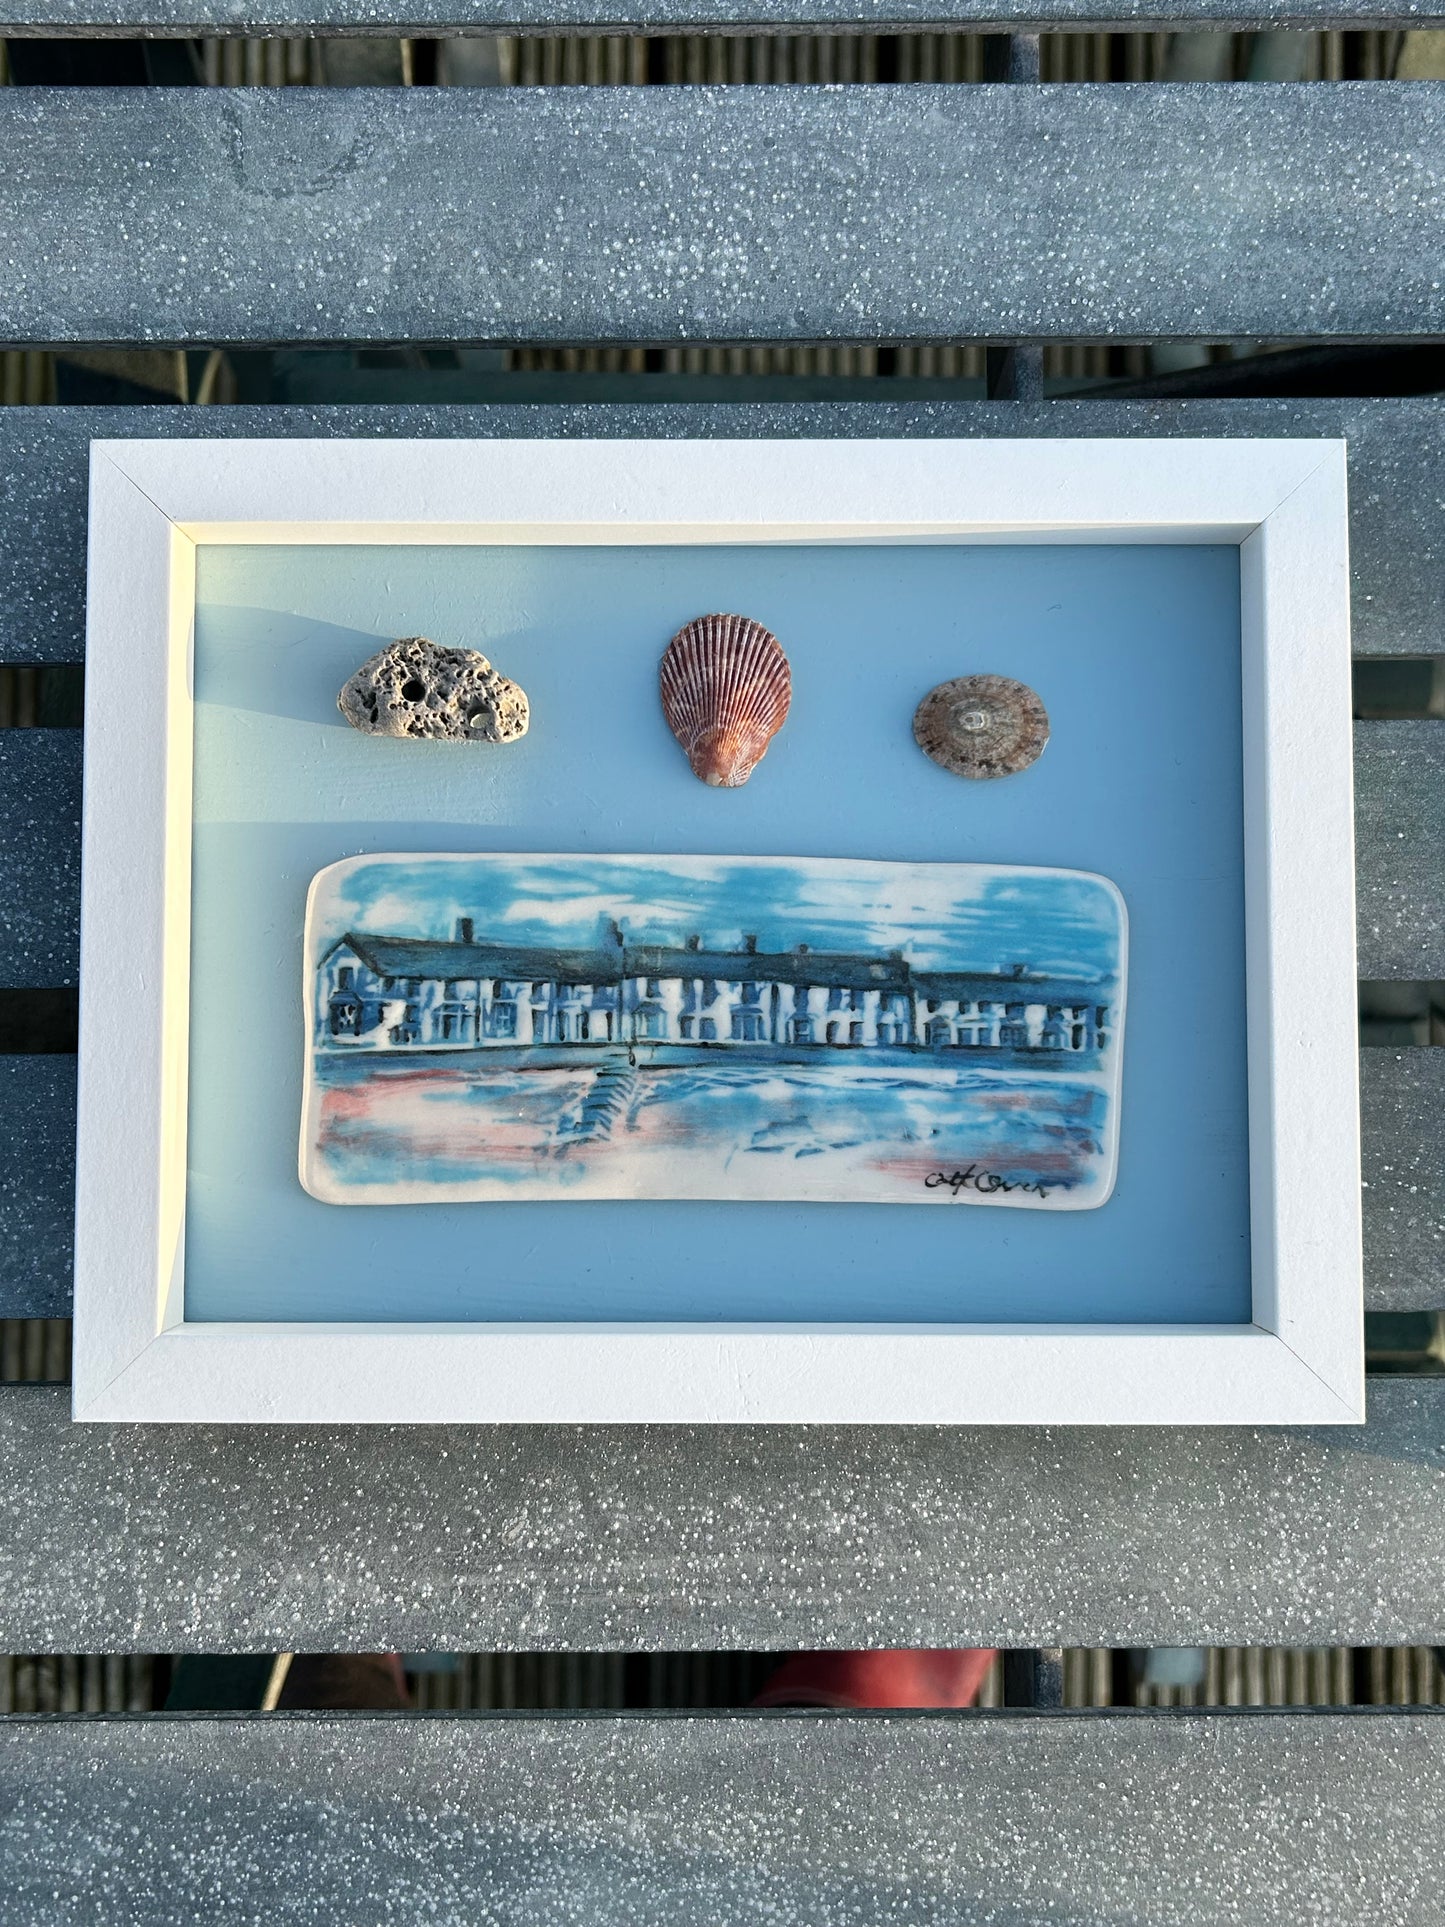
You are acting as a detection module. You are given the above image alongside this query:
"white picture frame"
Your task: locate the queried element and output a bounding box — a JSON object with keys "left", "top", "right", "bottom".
{"left": 73, "top": 436, "right": 1361, "bottom": 1425}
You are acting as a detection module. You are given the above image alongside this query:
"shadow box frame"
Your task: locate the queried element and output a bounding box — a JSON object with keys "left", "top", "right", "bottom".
{"left": 71, "top": 435, "right": 1362, "bottom": 1426}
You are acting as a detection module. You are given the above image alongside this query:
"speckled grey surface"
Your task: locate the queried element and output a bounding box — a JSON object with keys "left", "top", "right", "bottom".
{"left": 1361, "top": 1050, "right": 1445, "bottom": 1312}
{"left": 2, "top": 1381, "right": 1443, "bottom": 1648}
{"left": 0, "top": 402, "right": 1439, "bottom": 663}
{"left": 2, "top": 0, "right": 1443, "bottom": 25}
{"left": 1, "top": 1708, "right": 1443, "bottom": 1925}
{"left": 1355, "top": 721, "right": 1445, "bottom": 981}
{"left": 0, "top": 1059, "right": 74, "bottom": 1320}
{"left": 0, "top": 731, "right": 80, "bottom": 989}
{"left": 0, "top": 88, "right": 1442, "bottom": 345}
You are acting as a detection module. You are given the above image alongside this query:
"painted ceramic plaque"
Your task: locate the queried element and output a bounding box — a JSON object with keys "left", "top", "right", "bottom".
{"left": 301, "top": 854, "right": 1126, "bottom": 1209}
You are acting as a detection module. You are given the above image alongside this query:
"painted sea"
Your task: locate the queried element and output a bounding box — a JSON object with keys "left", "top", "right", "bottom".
{"left": 301, "top": 853, "right": 1126, "bottom": 1209}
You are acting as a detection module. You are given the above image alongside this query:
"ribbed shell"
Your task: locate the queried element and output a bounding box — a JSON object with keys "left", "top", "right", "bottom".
{"left": 659, "top": 614, "right": 792, "bottom": 787}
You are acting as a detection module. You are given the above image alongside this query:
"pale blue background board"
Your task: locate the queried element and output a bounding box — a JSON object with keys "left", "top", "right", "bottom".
{"left": 187, "top": 541, "right": 1249, "bottom": 1324}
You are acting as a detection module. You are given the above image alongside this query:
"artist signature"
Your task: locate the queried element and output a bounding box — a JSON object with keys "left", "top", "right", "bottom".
{"left": 924, "top": 1165, "right": 1051, "bottom": 1200}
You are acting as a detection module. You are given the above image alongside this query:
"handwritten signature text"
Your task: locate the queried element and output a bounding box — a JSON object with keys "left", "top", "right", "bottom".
{"left": 924, "top": 1165, "right": 1051, "bottom": 1200}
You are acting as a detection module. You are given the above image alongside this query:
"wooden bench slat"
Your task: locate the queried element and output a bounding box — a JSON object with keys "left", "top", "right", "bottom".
{"left": 1361, "top": 1047, "right": 1445, "bottom": 1313}
{"left": 1355, "top": 720, "right": 1445, "bottom": 982}
{"left": 1, "top": 402, "right": 1440, "bottom": 664}
{"left": 0, "top": 1046, "right": 1435, "bottom": 1315}
{"left": 3, "top": 0, "right": 1443, "bottom": 30}
{"left": 1, "top": 1379, "right": 1442, "bottom": 1647}
{"left": 1, "top": 87, "right": 1442, "bottom": 345}
{"left": 3, "top": 722, "right": 1434, "bottom": 993}
{"left": 0, "top": 731, "right": 81, "bottom": 990}
{"left": 3, "top": 1709, "right": 1444, "bottom": 1927}
{"left": 0, "top": 1059, "right": 74, "bottom": 1320}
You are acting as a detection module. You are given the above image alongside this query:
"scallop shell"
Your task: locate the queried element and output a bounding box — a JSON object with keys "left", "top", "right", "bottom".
{"left": 660, "top": 614, "right": 792, "bottom": 787}
{"left": 913, "top": 674, "right": 1049, "bottom": 779}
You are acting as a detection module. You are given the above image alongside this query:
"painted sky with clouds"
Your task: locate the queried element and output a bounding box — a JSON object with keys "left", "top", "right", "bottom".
{"left": 316, "top": 854, "right": 1123, "bottom": 980}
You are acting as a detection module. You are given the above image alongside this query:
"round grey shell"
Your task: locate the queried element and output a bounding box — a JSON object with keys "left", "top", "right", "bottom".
{"left": 337, "top": 637, "right": 529, "bottom": 744}
{"left": 912, "top": 675, "right": 1049, "bottom": 779}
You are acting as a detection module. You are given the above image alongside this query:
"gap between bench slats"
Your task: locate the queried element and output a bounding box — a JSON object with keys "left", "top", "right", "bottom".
{"left": 2, "top": 1049, "right": 1439, "bottom": 1315}
{"left": 0, "top": 1379, "right": 1441, "bottom": 1649}
{"left": 1, "top": 1708, "right": 1442, "bottom": 1927}
{"left": 1, "top": 402, "right": 1440, "bottom": 664}
{"left": 0, "top": 86, "right": 1441, "bottom": 346}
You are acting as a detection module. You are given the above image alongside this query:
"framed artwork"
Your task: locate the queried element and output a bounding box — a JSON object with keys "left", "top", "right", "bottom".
{"left": 73, "top": 436, "right": 1361, "bottom": 1424}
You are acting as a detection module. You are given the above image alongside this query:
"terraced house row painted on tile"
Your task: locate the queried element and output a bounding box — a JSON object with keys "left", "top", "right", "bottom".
{"left": 316, "top": 919, "right": 1116, "bottom": 1058}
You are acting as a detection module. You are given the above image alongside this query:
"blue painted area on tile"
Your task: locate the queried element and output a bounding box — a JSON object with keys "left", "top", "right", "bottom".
{"left": 187, "top": 541, "right": 1249, "bottom": 1324}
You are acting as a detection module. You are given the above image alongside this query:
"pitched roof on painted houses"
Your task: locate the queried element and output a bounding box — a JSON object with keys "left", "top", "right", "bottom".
{"left": 626, "top": 943, "right": 908, "bottom": 991}
{"left": 332, "top": 932, "right": 1114, "bottom": 1002}
{"left": 339, "top": 933, "right": 622, "bottom": 985}
{"left": 913, "top": 971, "right": 1117, "bottom": 1005}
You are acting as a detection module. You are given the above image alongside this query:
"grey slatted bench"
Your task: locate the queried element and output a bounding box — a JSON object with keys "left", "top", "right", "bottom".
{"left": 1, "top": 21, "right": 1443, "bottom": 1924}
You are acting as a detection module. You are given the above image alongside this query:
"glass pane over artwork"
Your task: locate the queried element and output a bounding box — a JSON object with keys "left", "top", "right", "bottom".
{"left": 186, "top": 539, "right": 1247, "bottom": 1324}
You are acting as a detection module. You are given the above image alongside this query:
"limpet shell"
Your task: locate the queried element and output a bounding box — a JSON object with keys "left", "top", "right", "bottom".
{"left": 913, "top": 674, "right": 1049, "bottom": 780}
{"left": 660, "top": 613, "right": 792, "bottom": 788}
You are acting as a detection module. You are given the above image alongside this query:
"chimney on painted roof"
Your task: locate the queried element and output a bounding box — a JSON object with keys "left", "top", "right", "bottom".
{"left": 685, "top": 934, "right": 702, "bottom": 952}
{"left": 457, "top": 917, "right": 475, "bottom": 943}
{"left": 743, "top": 933, "right": 758, "bottom": 953}
{"left": 796, "top": 943, "right": 811, "bottom": 956}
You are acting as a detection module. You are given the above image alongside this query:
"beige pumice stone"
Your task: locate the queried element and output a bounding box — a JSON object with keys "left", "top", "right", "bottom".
{"left": 338, "top": 637, "right": 529, "bottom": 744}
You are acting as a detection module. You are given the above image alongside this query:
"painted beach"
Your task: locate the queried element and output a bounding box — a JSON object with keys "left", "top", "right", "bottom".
{"left": 309, "top": 1049, "right": 1113, "bottom": 1207}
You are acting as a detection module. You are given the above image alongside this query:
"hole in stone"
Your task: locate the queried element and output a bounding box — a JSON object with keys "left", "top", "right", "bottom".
{"left": 401, "top": 678, "right": 426, "bottom": 702}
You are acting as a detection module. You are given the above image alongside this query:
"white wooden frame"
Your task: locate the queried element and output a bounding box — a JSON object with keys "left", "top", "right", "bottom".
{"left": 73, "top": 437, "right": 1362, "bottom": 1425}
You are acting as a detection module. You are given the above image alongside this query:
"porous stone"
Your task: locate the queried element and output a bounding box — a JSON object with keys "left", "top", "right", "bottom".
{"left": 337, "top": 637, "right": 529, "bottom": 743}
